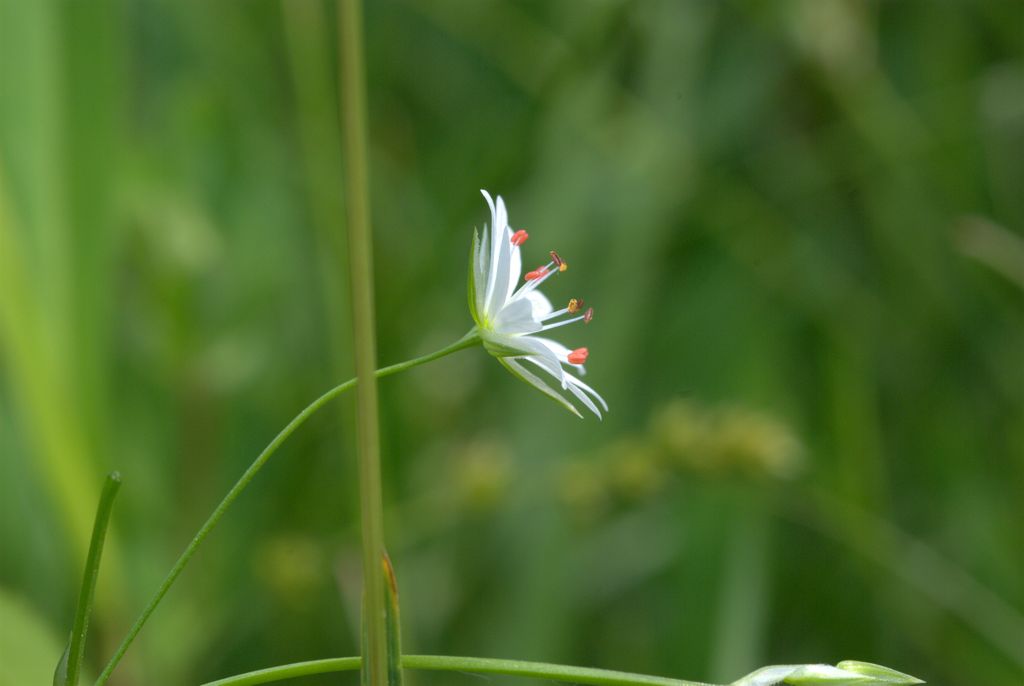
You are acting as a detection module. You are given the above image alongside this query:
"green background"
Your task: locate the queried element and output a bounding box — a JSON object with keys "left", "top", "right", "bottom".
{"left": 1, "top": 1, "right": 1022, "bottom": 685}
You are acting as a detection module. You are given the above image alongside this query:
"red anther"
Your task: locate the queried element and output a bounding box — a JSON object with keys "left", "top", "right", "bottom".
{"left": 567, "top": 348, "right": 589, "bottom": 365}
{"left": 511, "top": 229, "right": 529, "bottom": 246}
{"left": 583, "top": 307, "right": 594, "bottom": 324}
{"left": 525, "top": 266, "right": 548, "bottom": 281}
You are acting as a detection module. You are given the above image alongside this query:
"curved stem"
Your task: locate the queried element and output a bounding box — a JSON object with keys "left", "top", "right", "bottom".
{"left": 94, "top": 332, "right": 479, "bottom": 686}
{"left": 200, "top": 655, "right": 717, "bottom": 686}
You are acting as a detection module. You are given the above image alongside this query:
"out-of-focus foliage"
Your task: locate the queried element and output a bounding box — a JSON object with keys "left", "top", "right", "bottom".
{"left": 1, "top": 1, "right": 1022, "bottom": 685}
{"left": 0, "top": 588, "right": 78, "bottom": 686}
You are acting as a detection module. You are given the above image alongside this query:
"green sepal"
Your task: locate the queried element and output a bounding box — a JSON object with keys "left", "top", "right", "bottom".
{"left": 482, "top": 338, "right": 534, "bottom": 359}
{"left": 468, "top": 229, "right": 481, "bottom": 326}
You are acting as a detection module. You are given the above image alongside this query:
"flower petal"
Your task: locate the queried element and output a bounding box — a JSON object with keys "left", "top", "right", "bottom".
{"left": 525, "top": 290, "right": 553, "bottom": 318}
{"left": 520, "top": 357, "right": 602, "bottom": 419}
{"left": 507, "top": 240, "right": 522, "bottom": 301}
{"left": 486, "top": 332, "right": 566, "bottom": 382}
{"left": 492, "top": 297, "right": 543, "bottom": 335}
{"left": 534, "top": 336, "right": 585, "bottom": 374}
{"left": 480, "top": 190, "right": 513, "bottom": 318}
{"left": 564, "top": 372, "right": 609, "bottom": 412}
{"left": 498, "top": 195, "right": 522, "bottom": 300}
{"left": 499, "top": 357, "right": 583, "bottom": 419}
{"left": 562, "top": 374, "right": 603, "bottom": 419}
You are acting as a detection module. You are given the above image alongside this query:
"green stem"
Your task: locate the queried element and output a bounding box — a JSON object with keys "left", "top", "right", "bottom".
{"left": 200, "top": 655, "right": 717, "bottom": 686}
{"left": 93, "top": 332, "right": 479, "bottom": 686}
{"left": 336, "top": 0, "right": 388, "bottom": 684}
{"left": 61, "top": 472, "right": 121, "bottom": 686}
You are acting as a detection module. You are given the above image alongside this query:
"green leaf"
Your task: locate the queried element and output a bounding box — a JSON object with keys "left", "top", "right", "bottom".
{"left": 362, "top": 552, "right": 403, "bottom": 686}
{"left": 52, "top": 638, "right": 70, "bottom": 686}
{"left": 382, "top": 553, "right": 403, "bottom": 686}
{"left": 57, "top": 471, "right": 121, "bottom": 686}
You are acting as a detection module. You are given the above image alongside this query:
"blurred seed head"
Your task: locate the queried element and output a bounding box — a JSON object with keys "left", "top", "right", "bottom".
{"left": 789, "top": 0, "right": 873, "bottom": 79}
{"left": 708, "top": 407, "right": 803, "bottom": 479}
{"left": 559, "top": 459, "right": 610, "bottom": 525}
{"left": 132, "top": 185, "right": 223, "bottom": 275}
{"left": 559, "top": 398, "right": 804, "bottom": 524}
{"left": 651, "top": 399, "right": 712, "bottom": 469}
{"left": 652, "top": 399, "right": 802, "bottom": 478}
{"left": 607, "top": 439, "right": 664, "bottom": 502}
{"left": 453, "top": 438, "right": 513, "bottom": 513}
{"left": 254, "top": 535, "right": 324, "bottom": 607}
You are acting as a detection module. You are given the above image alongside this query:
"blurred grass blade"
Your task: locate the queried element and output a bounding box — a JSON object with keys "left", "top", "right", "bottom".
{"left": 955, "top": 215, "right": 1024, "bottom": 290}
{"left": 55, "top": 471, "right": 122, "bottom": 686}
{"left": 337, "top": 0, "right": 389, "bottom": 683}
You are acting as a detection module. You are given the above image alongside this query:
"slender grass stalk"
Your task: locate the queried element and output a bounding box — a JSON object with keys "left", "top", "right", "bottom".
{"left": 57, "top": 472, "right": 121, "bottom": 686}
{"left": 336, "top": 1, "right": 389, "bottom": 685}
{"left": 200, "top": 655, "right": 715, "bottom": 686}
{"left": 93, "top": 332, "right": 479, "bottom": 686}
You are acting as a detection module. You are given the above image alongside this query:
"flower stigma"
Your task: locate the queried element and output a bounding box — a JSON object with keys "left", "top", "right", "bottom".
{"left": 568, "top": 348, "right": 589, "bottom": 365}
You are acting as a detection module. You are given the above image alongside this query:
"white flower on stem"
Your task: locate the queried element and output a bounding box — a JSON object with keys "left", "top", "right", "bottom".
{"left": 733, "top": 661, "right": 924, "bottom": 686}
{"left": 468, "top": 190, "right": 607, "bottom": 419}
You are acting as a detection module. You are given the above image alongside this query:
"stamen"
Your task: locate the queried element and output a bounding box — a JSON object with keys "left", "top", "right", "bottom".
{"left": 539, "top": 313, "right": 585, "bottom": 331}
{"left": 549, "top": 251, "right": 568, "bottom": 272}
{"left": 512, "top": 260, "right": 557, "bottom": 299}
{"left": 511, "top": 229, "right": 529, "bottom": 246}
{"left": 541, "top": 308, "right": 569, "bottom": 322}
{"left": 567, "top": 348, "right": 589, "bottom": 365}
{"left": 525, "top": 266, "right": 548, "bottom": 281}
{"left": 583, "top": 307, "right": 594, "bottom": 324}
{"left": 567, "top": 298, "right": 584, "bottom": 314}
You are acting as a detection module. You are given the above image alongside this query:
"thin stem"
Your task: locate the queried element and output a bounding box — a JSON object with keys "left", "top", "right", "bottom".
{"left": 200, "top": 655, "right": 717, "bottom": 686}
{"left": 337, "top": 0, "right": 388, "bottom": 683}
{"left": 62, "top": 472, "right": 121, "bottom": 686}
{"left": 94, "top": 332, "right": 479, "bottom": 686}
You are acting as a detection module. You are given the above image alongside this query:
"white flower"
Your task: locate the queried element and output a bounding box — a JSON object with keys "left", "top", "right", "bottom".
{"left": 469, "top": 189, "right": 608, "bottom": 419}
